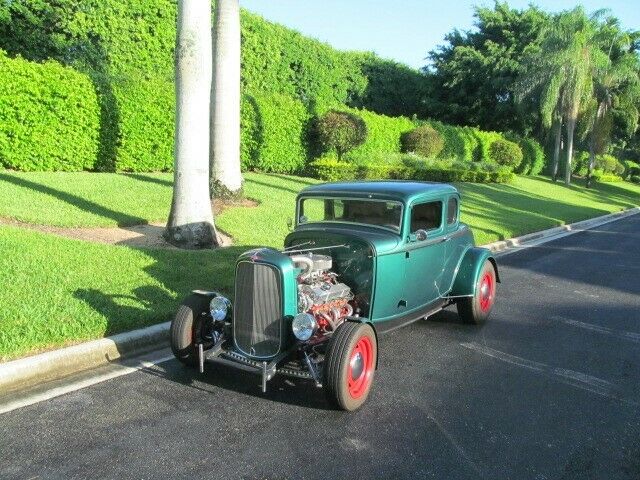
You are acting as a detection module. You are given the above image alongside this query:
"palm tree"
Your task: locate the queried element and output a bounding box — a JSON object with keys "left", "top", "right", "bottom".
{"left": 585, "top": 23, "right": 640, "bottom": 187}
{"left": 165, "top": 0, "right": 218, "bottom": 248}
{"left": 210, "top": 0, "right": 243, "bottom": 198}
{"left": 517, "top": 8, "right": 603, "bottom": 185}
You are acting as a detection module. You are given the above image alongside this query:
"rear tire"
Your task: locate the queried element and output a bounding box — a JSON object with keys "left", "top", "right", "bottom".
{"left": 323, "top": 322, "right": 377, "bottom": 411}
{"left": 170, "top": 294, "right": 210, "bottom": 366}
{"left": 457, "top": 260, "right": 496, "bottom": 325}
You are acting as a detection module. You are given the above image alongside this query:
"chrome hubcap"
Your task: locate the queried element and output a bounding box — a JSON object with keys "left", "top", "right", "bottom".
{"left": 350, "top": 352, "right": 364, "bottom": 380}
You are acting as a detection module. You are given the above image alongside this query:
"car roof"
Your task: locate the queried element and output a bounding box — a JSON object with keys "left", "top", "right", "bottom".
{"left": 298, "top": 180, "right": 458, "bottom": 203}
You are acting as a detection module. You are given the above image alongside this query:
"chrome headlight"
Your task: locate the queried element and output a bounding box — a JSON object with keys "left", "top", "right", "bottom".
{"left": 292, "top": 313, "right": 317, "bottom": 341}
{"left": 209, "top": 296, "right": 230, "bottom": 322}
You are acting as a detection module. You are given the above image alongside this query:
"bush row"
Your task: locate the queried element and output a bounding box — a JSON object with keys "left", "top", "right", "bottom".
{"left": 0, "top": 50, "right": 100, "bottom": 171}
{"left": 309, "top": 156, "right": 515, "bottom": 183}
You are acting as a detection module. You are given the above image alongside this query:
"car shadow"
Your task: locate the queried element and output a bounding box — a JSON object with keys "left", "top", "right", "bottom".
{"left": 139, "top": 358, "right": 334, "bottom": 411}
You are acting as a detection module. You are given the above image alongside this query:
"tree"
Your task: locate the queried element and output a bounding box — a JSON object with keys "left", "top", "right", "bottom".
{"left": 518, "top": 8, "right": 604, "bottom": 185}
{"left": 424, "top": 2, "right": 549, "bottom": 135}
{"left": 165, "top": 0, "right": 218, "bottom": 249}
{"left": 210, "top": 0, "right": 242, "bottom": 198}
{"left": 585, "top": 22, "right": 640, "bottom": 187}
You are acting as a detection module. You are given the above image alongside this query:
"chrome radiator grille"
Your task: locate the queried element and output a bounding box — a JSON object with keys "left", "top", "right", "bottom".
{"left": 233, "top": 262, "right": 283, "bottom": 358}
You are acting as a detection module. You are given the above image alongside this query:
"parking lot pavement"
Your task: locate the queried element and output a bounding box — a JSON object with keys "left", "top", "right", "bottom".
{"left": 1, "top": 214, "right": 639, "bottom": 480}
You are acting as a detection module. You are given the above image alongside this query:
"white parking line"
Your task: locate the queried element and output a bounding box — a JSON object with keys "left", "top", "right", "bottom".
{"left": 460, "top": 342, "right": 638, "bottom": 407}
{"left": 550, "top": 315, "right": 640, "bottom": 344}
{"left": 0, "top": 350, "right": 174, "bottom": 415}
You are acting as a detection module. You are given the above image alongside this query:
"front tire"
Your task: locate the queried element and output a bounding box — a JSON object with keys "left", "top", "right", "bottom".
{"left": 323, "top": 322, "right": 377, "bottom": 411}
{"left": 170, "top": 294, "right": 210, "bottom": 366}
{"left": 457, "top": 260, "right": 496, "bottom": 325}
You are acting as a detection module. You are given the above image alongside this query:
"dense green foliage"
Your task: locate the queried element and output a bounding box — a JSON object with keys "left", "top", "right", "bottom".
{"left": 0, "top": 50, "right": 100, "bottom": 171}
{"left": 316, "top": 110, "right": 367, "bottom": 159}
{"left": 401, "top": 125, "right": 444, "bottom": 158}
{"left": 344, "top": 109, "right": 416, "bottom": 157}
{"left": 505, "top": 133, "right": 545, "bottom": 175}
{"left": 0, "top": 0, "right": 429, "bottom": 173}
{"left": 244, "top": 94, "right": 311, "bottom": 173}
{"left": 488, "top": 139, "right": 524, "bottom": 168}
{"left": 425, "top": 3, "right": 549, "bottom": 134}
{"left": 0, "top": 0, "right": 553, "bottom": 181}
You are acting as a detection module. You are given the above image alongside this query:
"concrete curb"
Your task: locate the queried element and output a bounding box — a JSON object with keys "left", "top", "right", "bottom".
{"left": 483, "top": 207, "right": 640, "bottom": 254}
{"left": 0, "top": 322, "right": 170, "bottom": 394}
{"left": 1, "top": 206, "right": 639, "bottom": 394}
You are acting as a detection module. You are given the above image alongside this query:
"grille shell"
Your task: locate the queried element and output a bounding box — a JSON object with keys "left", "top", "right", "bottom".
{"left": 233, "top": 261, "right": 284, "bottom": 358}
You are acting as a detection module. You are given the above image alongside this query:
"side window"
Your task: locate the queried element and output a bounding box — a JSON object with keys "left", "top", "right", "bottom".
{"left": 447, "top": 197, "right": 458, "bottom": 225}
{"left": 411, "top": 202, "right": 442, "bottom": 232}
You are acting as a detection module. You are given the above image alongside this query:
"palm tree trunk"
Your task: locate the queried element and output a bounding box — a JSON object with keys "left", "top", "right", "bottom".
{"left": 165, "top": 0, "right": 217, "bottom": 248}
{"left": 586, "top": 100, "right": 607, "bottom": 189}
{"left": 552, "top": 117, "right": 562, "bottom": 182}
{"left": 210, "top": 0, "right": 242, "bottom": 198}
{"left": 564, "top": 117, "right": 576, "bottom": 186}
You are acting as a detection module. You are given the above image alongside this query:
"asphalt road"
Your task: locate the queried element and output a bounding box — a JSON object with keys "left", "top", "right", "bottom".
{"left": 2, "top": 214, "right": 640, "bottom": 480}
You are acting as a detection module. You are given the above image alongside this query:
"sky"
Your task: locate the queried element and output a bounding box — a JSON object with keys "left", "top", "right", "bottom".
{"left": 240, "top": 0, "right": 640, "bottom": 70}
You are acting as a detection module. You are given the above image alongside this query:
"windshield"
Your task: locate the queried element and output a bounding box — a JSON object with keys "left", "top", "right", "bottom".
{"left": 298, "top": 197, "right": 403, "bottom": 232}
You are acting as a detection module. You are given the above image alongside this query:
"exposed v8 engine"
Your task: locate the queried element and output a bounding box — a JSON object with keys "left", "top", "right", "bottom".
{"left": 290, "top": 253, "right": 354, "bottom": 334}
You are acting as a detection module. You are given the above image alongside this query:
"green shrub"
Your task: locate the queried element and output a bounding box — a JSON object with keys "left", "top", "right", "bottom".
{"left": 309, "top": 155, "right": 357, "bottom": 181}
{"left": 112, "top": 77, "right": 175, "bottom": 172}
{"left": 473, "top": 129, "right": 503, "bottom": 163}
{"left": 488, "top": 139, "right": 523, "bottom": 169}
{"left": 249, "top": 94, "right": 310, "bottom": 173}
{"left": 595, "top": 154, "right": 618, "bottom": 173}
{"left": 315, "top": 110, "right": 367, "bottom": 159}
{"left": 346, "top": 109, "right": 416, "bottom": 156}
{"left": 631, "top": 175, "right": 640, "bottom": 184}
{"left": 400, "top": 125, "right": 444, "bottom": 158}
{"left": 310, "top": 154, "right": 514, "bottom": 183}
{"left": 591, "top": 171, "right": 623, "bottom": 182}
{"left": 429, "top": 122, "right": 477, "bottom": 162}
{"left": 623, "top": 160, "right": 640, "bottom": 178}
{"left": 506, "top": 133, "right": 545, "bottom": 175}
{"left": 572, "top": 151, "right": 590, "bottom": 176}
{"left": 0, "top": 50, "right": 99, "bottom": 171}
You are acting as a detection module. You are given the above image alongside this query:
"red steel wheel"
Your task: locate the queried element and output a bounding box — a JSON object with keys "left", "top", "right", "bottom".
{"left": 347, "top": 335, "right": 375, "bottom": 399}
{"left": 323, "top": 322, "right": 378, "bottom": 411}
{"left": 478, "top": 271, "right": 495, "bottom": 312}
{"left": 457, "top": 259, "right": 497, "bottom": 325}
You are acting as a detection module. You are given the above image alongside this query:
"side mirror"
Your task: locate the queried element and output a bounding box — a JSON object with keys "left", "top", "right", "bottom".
{"left": 411, "top": 229, "right": 428, "bottom": 242}
{"left": 286, "top": 217, "right": 293, "bottom": 231}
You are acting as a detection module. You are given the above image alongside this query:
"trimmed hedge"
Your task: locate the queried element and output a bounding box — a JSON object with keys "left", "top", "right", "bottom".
{"left": 247, "top": 94, "right": 310, "bottom": 173}
{"left": 310, "top": 156, "right": 514, "bottom": 183}
{"left": 0, "top": 0, "right": 428, "bottom": 172}
{"left": 345, "top": 109, "right": 416, "bottom": 156}
{"left": 592, "top": 171, "right": 623, "bottom": 182}
{"left": 505, "top": 133, "right": 544, "bottom": 175}
{"left": 0, "top": 50, "right": 99, "bottom": 171}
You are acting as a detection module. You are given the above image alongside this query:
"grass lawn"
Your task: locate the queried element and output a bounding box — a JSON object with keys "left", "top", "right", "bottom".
{"left": 1, "top": 170, "right": 640, "bottom": 360}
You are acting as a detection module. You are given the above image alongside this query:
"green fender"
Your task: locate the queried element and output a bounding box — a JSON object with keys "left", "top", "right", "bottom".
{"left": 450, "top": 247, "right": 500, "bottom": 297}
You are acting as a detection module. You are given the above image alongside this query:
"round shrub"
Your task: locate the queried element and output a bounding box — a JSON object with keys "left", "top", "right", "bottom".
{"left": 400, "top": 125, "right": 444, "bottom": 158}
{"left": 488, "top": 139, "right": 523, "bottom": 169}
{"left": 315, "top": 110, "right": 367, "bottom": 159}
{"left": 595, "top": 154, "right": 618, "bottom": 173}
{"left": 631, "top": 175, "right": 640, "bottom": 184}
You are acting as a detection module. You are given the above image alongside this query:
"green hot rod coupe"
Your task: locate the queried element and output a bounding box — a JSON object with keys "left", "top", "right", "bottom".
{"left": 170, "top": 181, "right": 499, "bottom": 410}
